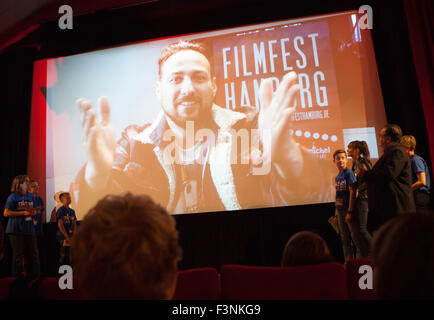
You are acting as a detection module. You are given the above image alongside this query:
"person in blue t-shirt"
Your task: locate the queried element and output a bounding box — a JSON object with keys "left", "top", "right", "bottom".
{"left": 29, "top": 180, "right": 44, "bottom": 236}
{"left": 3, "top": 175, "right": 41, "bottom": 280}
{"left": 333, "top": 150, "right": 357, "bottom": 263}
{"left": 29, "top": 179, "right": 46, "bottom": 275}
{"left": 56, "top": 192, "right": 77, "bottom": 266}
{"left": 0, "top": 205, "right": 4, "bottom": 263}
{"left": 401, "top": 135, "right": 431, "bottom": 210}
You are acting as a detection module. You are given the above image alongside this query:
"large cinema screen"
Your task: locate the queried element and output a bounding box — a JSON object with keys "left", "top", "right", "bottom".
{"left": 28, "top": 10, "right": 387, "bottom": 219}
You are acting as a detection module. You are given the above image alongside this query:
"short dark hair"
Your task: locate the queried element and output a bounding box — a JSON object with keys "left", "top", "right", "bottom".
{"left": 281, "top": 231, "right": 334, "bottom": 267}
{"left": 59, "top": 192, "right": 70, "bottom": 201}
{"left": 372, "top": 213, "right": 434, "bottom": 299}
{"left": 158, "top": 40, "right": 211, "bottom": 78}
{"left": 73, "top": 192, "right": 182, "bottom": 299}
{"left": 10, "top": 175, "right": 29, "bottom": 195}
{"left": 383, "top": 124, "right": 403, "bottom": 142}
{"left": 333, "top": 149, "right": 346, "bottom": 160}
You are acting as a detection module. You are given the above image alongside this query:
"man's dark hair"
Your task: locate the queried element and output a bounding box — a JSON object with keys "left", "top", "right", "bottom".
{"left": 72, "top": 192, "right": 182, "bottom": 299}
{"left": 383, "top": 124, "right": 403, "bottom": 142}
{"left": 158, "top": 40, "right": 212, "bottom": 78}
{"left": 372, "top": 212, "right": 434, "bottom": 299}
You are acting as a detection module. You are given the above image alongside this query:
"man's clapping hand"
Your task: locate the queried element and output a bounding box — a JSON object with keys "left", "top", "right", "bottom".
{"left": 77, "top": 96, "right": 117, "bottom": 189}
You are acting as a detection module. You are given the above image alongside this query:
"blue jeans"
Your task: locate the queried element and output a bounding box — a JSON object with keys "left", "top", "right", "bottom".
{"left": 348, "top": 199, "right": 372, "bottom": 258}
{"left": 336, "top": 209, "right": 354, "bottom": 263}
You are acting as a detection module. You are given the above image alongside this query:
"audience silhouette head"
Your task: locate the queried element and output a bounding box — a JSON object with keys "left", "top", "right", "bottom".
{"left": 73, "top": 192, "right": 182, "bottom": 299}
{"left": 281, "top": 231, "right": 334, "bottom": 267}
{"left": 372, "top": 212, "right": 434, "bottom": 299}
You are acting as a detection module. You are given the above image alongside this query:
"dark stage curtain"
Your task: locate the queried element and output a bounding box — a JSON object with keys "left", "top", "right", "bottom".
{"left": 404, "top": 0, "right": 434, "bottom": 170}
{"left": 0, "top": 50, "right": 35, "bottom": 208}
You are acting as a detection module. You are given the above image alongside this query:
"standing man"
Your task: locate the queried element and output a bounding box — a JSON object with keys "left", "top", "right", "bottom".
{"left": 71, "top": 40, "right": 330, "bottom": 216}
{"left": 361, "top": 124, "right": 416, "bottom": 232}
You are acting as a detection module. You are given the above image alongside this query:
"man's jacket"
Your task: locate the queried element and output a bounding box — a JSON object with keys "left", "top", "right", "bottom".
{"left": 71, "top": 105, "right": 332, "bottom": 216}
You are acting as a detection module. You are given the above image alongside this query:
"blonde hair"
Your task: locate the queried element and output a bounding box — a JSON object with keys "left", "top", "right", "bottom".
{"left": 10, "top": 175, "right": 29, "bottom": 195}
{"left": 400, "top": 135, "right": 416, "bottom": 151}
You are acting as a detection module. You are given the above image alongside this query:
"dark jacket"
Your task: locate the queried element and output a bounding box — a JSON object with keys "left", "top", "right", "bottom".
{"left": 365, "top": 143, "right": 415, "bottom": 231}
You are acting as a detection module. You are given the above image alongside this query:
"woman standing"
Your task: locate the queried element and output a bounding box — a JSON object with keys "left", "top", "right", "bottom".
{"left": 346, "top": 141, "right": 372, "bottom": 258}
{"left": 3, "top": 175, "right": 40, "bottom": 280}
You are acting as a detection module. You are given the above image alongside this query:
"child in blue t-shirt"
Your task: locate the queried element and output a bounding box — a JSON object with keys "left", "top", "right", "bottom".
{"left": 401, "top": 135, "right": 431, "bottom": 210}
{"left": 333, "top": 150, "right": 357, "bottom": 263}
{"left": 56, "top": 192, "right": 77, "bottom": 266}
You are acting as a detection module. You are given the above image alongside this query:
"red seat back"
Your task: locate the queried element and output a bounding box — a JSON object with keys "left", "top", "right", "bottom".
{"left": 172, "top": 267, "right": 219, "bottom": 300}
{"left": 0, "top": 277, "right": 15, "bottom": 300}
{"left": 38, "top": 277, "right": 86, "bottom": 300}
{"left": 345, "top": 258, "right": 375, "bottom": 300}
{"left": 220, "top": 263, "right": 347, "bottom": 300}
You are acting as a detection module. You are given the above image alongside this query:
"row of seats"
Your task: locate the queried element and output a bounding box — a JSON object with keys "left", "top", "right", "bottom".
{"left": 0, "top": 258, "right": 375, "bottom": 300}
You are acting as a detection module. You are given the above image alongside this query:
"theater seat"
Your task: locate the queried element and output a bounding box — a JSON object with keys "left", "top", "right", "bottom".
{"left": 38, "top": 277, "right": 86, "bottom": 300}
{"left": 0, "top": 278, "right": 15, "bottom": 300}
{"left": 345, "top": 258, "right": 375, "bottom": 300}
{"left": 172, "top": 267, "right": 219, "bottom": 300}
{"left": 220, "top": 263, "right": 347, "bottom": 300}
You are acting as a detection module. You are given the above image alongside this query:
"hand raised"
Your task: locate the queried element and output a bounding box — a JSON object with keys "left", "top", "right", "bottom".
{"left": 77, "top": 96, "right": 117, "bottom": 189}
{"left": 258, "top": 71, "right": 302, "bottom": 176}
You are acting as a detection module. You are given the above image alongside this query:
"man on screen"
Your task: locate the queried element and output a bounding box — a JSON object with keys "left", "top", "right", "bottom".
{"left": 71, "top": 40, "right": 330, "bottom": 215}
